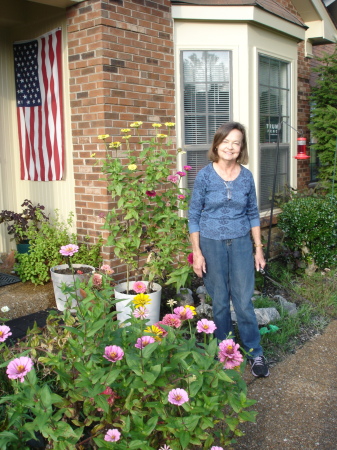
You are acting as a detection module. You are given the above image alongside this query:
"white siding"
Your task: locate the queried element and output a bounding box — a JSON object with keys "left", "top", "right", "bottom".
{"left": 0, "top": 12, "right": 76, "bottom": 253}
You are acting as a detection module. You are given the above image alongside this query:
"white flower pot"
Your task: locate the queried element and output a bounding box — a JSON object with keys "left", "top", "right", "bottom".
{"left": 50, "top": 264, "right": 95, "bottom": 312}
{"left": 114, "top": 281, "right": 162, "bottom": 325}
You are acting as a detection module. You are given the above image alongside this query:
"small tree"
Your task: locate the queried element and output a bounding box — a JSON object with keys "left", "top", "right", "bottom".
{"left": 309, "top": 47, "right": 337, "bottom": 185}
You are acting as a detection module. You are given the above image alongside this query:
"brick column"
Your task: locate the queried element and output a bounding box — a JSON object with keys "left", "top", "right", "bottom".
{"left": 66, "top": 0, "right": 175, "bottom": 278}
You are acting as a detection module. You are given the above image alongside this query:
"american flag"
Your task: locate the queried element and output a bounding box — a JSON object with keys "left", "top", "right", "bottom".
{"left": 13, "top": 28, "right": 64, "bottom": 181}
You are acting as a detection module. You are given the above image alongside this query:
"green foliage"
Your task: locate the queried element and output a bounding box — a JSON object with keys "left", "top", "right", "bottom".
{"left": 278, "top": 195, "right": 337, "bottom": 269}
{"left": 309, "top": 48, "right": 337, "bottom": 184}
{"left": 0, "top": 199, "right": 49, "bottom": 244}
{"left": 0, "top": 281, "right": 256, "bottom": 449}
{"left": 14, "top": 210, "right": 102, "bottom": 285}
{"left": 99, "top": 122, "right": 192, "bottom": 292}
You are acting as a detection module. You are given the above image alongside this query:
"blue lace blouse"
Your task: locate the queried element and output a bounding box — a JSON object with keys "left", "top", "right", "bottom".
{"left": 188, "top": 163, "right": 260, "bottom": 240}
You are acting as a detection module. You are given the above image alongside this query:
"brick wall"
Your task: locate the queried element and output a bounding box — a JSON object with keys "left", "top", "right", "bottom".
{"left": 66, "top": 0, "right": 175, "bottom": 279}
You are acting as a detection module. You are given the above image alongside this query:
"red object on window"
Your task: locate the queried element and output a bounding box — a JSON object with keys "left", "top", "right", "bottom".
{"left": 294, "top": 137, "right": 310, "bottom": 160}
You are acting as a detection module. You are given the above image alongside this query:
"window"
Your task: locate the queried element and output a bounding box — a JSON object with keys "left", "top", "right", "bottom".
{"left": 259, "top": 55, "right": 290, "bottom": 210}
{"left": 182, "top": 50, "right": 232, "bottom": 189}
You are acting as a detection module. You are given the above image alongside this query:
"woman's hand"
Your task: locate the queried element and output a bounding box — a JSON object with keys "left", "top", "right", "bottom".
{"left": 193, "top": 252, "right": 206, "bottom": 278}
{"left": 254, "top": 247, "right": 266, "bottom": 272}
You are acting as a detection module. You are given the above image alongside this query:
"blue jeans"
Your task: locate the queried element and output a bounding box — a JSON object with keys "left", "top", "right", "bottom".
{"left": 200, "top": 233, "right": 263, "bottom": 357}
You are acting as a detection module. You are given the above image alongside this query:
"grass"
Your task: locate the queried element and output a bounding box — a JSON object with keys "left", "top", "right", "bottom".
{"left": 252, "top": 260, "right": 337, "bottom": 363}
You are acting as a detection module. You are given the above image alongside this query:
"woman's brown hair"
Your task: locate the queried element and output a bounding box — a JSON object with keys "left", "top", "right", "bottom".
{"left": 207, "top": 121, "right": 248, "bottom": 165}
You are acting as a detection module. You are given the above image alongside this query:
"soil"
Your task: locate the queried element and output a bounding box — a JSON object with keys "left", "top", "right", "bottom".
{"left": 52, "top": 266, "right": 93, "bottom": 275}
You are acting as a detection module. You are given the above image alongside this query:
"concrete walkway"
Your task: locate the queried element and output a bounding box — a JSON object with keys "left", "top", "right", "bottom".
{"left": 233, "top": 320, "right": 337, "bottom": 449}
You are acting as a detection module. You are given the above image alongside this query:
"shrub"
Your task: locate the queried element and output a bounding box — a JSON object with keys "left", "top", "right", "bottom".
{"left": 278, "top": 195, "right": 337, "bottom": 269}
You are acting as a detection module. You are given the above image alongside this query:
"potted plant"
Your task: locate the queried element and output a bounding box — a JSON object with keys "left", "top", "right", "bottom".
{"left": 14, "top": 210, "right": 102, "bottom": 286}
{"left": 0, "top": 199, "right": 49, "bottom": 253}
{"left": 50, "top": 244, "right": 96, "bottom": 312}
{"left": 98, "top": 122, "right": 193, "bottom": 323}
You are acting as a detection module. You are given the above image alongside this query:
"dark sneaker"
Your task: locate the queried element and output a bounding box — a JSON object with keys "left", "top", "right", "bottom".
{"left": 249, "top": 355, "right": 270, "bottom": 377}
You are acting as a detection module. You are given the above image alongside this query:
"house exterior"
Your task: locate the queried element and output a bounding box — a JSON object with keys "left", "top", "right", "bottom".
{"left": 0, "top": 0, "right": 336, "bottom": 278}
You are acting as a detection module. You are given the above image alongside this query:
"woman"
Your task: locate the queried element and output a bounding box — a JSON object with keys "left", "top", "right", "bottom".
{"left": 188, "top": 122, "right": 269, "bottom": 377}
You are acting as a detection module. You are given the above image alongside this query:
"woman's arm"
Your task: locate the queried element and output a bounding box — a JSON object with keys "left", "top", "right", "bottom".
{"left": 251, "top": 225, "right": 266, "bottom": 271}
{"left": 190, "top": 231, "right": 206, "bottom": 278}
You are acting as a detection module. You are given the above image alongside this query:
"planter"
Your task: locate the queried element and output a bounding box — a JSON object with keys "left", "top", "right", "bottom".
{"left": 16, "top": 239, "right": 30, "bottom": 254}
{"left": 114, "top": 281, "right": 162, "bottom": 325}
{"left": 50, "top": 264, "right": 94, "bottom": 312}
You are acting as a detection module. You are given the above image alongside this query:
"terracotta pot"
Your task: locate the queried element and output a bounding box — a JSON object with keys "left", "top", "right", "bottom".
{"left": 50, "top": 264, "right": 94, "bottom": 312}
{"left": 114, "top": 281, "right": 162, "bottom": 325}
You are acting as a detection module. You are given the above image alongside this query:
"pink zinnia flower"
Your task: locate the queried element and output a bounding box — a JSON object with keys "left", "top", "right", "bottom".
{"left": 167, "top": 174, "right": 179, "bottom": 184}
{"left": 187, "top": 252, "right": 193, "bottom": 265}
{"left": 59, "top": 244, "right": 79, "bottom": 257}
{"left": 135, "top": 335, "right": 156, "bottom": 349}
{"left": 92, "top": 273, "right": 102, "bottom": 287}
{"left": 0, "top": 325, "right": 12, "bottom": 342}
{"left": 218, "top": 339, "right": 243, "bottom": 369}
{"left": 161, "top": 314, "right": 182, "bottom": 328}
{"left": 133, "top": 307, "right": 149, "bottom": 319}
{"left": 104, "top": 428, "right": 121, "bottom": 442}
{"left": 6, "top": 356, "right": 33, "bottom": 383}
{"left": 211, "top": 447, "right": 224, "bottom": 450}
{"left": 159, "top": 445, "right": 173, "bottom": 450}
{"left": 100, "top": 264, "right": 114, "bottom": 275}
{"left": 183, "top": 165, "right": 192, "bottom": 171}
{"left": 178, "top": 194, "right": 185, "bottom": 200}
{"left": 76, "top": 270, "right": 83, "bottom": 274}
{"left": 197, "top": 319, "right": 217, "bottom": 334}
{"left": 103, "top": 345, "right": 124, "bottom": 362}
{"left": 173, "top": 306, "right": 194, "bottom": 320}
{"left": 146, "top": 190, "right": 156, "bottom": 197}
{"left": 133, "top": 281, "right": 147, "bottom": 293}
{"left": 176, "top": 171, "right": 186, "bottom": 177}
{"left": 99, "top": 387, "right": 118, "bottom": 405}
{"left": 168, "top": 388, "right": 189, "bottom": 406}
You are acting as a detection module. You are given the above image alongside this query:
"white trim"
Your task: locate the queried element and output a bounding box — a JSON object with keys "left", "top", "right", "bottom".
{"left": 172, "top": 5, "right": 306, "bottom": 41}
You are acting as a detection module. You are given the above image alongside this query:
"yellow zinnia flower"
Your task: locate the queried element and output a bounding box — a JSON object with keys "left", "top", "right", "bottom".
{"left": 185, "top": 305, "right": 196, "bottom": 316}
{"left": 156, "top": 134, "right": 167, "bottom": 139}
{"left": 122, "top": 135, "right": 132, "bottom": 140}
{"left": 144, "top": 325, "right": 164, "bottom": 341}
{"left": 152, "top": 123, "right": 162, "bottom": 128}
{"left": 128, "top": 164, "right": 137, "bottom": 171}
{"left": 90, "top": 153, "right": 96, "bottom": 157}
{"left": 98, "top": 134, "right": 110, "bottom": 140}
{"left": 130, "top": 121, "right": 143, "bottom": 128}
{"left": 121, "top": 128, "right": 131, "bottom": 133}
{"left": 165, "top": 122, "right": 175, "bottom": 127}
{"left": 133, "top": 293, "right": 151, "bottom": 308}
{"left": 109, "top": 141, "right": 121, "bottom": 149}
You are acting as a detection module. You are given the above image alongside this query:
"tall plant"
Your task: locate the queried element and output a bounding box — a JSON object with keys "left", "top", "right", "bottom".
{"left": 309, "top": 48, "right": 337, "bottom": 185}
{"left": 99, "top": 122, "right": 192, "bottom": 292}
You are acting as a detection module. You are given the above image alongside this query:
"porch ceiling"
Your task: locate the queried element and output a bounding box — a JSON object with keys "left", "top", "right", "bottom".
{"left": 0, "top": 0, "right": 85, "bottom": 27}
{"left": 27, "top": 0, "right": 85, "bottom": 6}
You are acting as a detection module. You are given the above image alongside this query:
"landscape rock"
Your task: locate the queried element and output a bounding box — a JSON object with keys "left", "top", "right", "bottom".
{"left": 274, "top": 294, "right": 297, "bottom": 316}
{"left": 196, "top": 285, "right": 207, "bottom": 295}
{"left": 196, "top": 303, "right": 213, "bottom": 318}
{"left": 231, "top": 307, "right": 281, "bottom": 325}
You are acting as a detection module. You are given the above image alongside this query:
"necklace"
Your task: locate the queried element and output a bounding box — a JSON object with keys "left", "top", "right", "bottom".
{"left": 223, "top": 180, "right": 233, "bottom": 200}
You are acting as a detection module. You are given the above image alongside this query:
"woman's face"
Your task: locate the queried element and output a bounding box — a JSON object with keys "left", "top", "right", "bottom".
{"left": 217, "top": 129, "right": 243, "bottom": 162}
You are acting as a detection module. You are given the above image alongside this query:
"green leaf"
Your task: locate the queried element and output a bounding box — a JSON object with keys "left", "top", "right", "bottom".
{"left": 217, "top": 369, "right": 235, "bottom": 383}
{"left": 178, "top": 430, "right": 191, "bottom": 449}
{"left": 189, "top": 376, "right": 203, "bottom": 397}
{"left": 86, "top": 318, "right": 109, "bottom": 337}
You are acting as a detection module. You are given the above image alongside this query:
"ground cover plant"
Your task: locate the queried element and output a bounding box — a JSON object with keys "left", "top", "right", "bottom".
{"left": 0, "top": 275, "right": 256, "bottom": 450}
{"left": 252, "top": 259, "right": 337, "bottom": 362}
